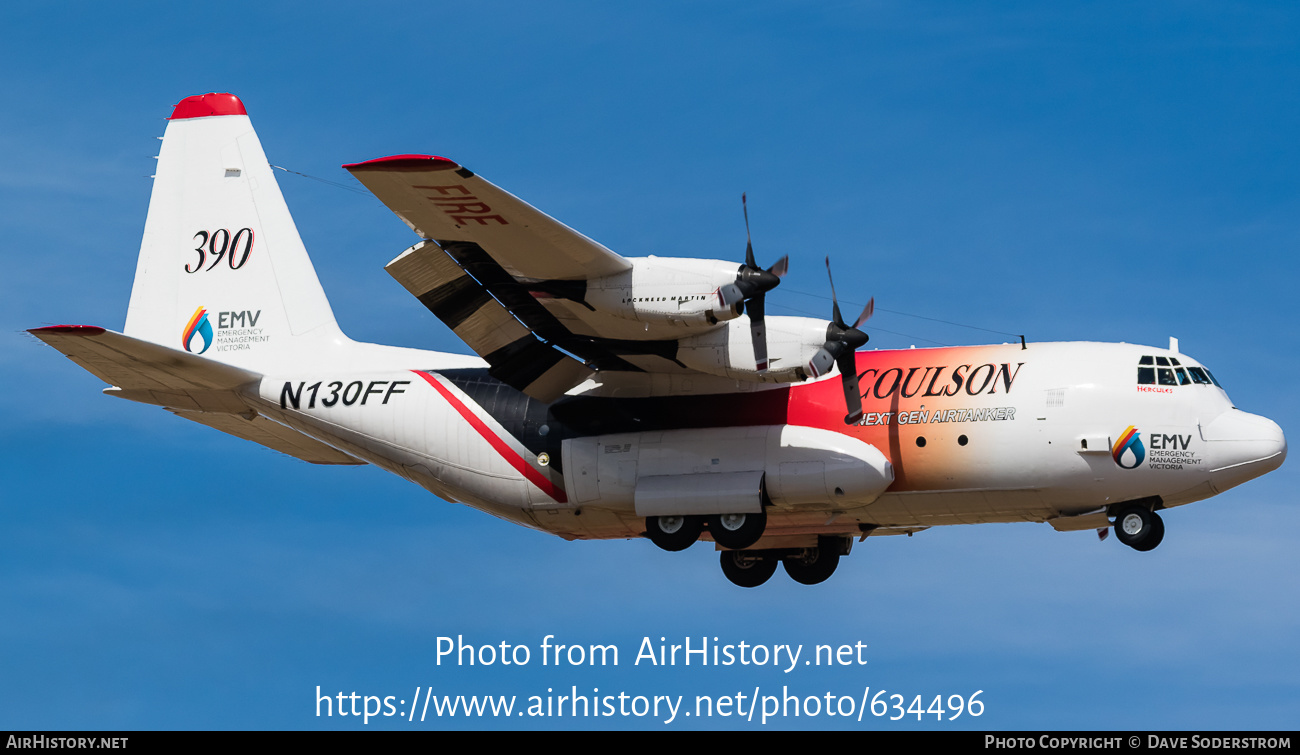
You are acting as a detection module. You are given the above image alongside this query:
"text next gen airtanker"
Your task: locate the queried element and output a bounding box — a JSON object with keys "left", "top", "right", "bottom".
{"left": 32, "top": 94, "right": 1286, "bottom": 587}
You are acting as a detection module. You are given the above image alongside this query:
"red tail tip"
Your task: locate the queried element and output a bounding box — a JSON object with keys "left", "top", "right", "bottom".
{"left": 169, "top": 93, "right": 247, "bottom": 120}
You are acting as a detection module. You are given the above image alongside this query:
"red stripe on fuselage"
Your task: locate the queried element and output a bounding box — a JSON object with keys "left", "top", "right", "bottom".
{"left": 413, "top": 370, "right": 567, "bottom": 504}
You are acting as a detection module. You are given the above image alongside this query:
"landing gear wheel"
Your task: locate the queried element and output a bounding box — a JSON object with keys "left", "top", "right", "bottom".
{"left": 1114, "top": 505, "right": 1156, "bottom": 550}
{"left": 1132, "top": 512, "right": 1165, "bottom": 552}
{"left": 783, "top": 538, "right": 842, "bottom": 585}
{"left": 720, "top": 550, "right": 778, "bottom": 588}
{"left": 710, "top": 510, "right": 768, "bottom": 550}
{"left": 645, "top": 515, "right": 704, "bottom": 552}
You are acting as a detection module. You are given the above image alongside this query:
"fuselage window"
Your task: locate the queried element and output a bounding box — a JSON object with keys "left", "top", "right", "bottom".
{"left": 1139, "top": 355, "right": 1154, "bottom": 366}
{"left": 1176, "top": 367, "right": 1190, "bottom": 385}
{"left": 1138, "top": 367, "right": 1155, "bottom": 384}
{"left": 1157, "top": 368, "right": 1176, "bottom": 385}
{"left": 1187, "top": 366, "right": 1212, "bottom": 385}
{"left": 1204, "top": 368, "right": 1223, "bottom": 388}
{"left": 1155, "top": 356, "right": 1171, "bottom": 366}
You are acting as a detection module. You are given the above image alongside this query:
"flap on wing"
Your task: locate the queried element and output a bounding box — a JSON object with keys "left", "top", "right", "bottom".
{"left": 170, "top": 410, "right": 364, "bottom": 465}
{"left": 386, "top": 242, "right": 593, "bottom": 402}
{"left": 346, "top": 155, "right": 630, "bottom": 281}
{"left": 387, "top": 241, "right": 530, "bottom": 356}
{"left": 29, "top": 326, "right": 258, "bottom": 392}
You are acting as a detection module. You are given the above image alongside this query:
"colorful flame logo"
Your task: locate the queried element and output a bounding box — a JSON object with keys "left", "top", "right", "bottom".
{"left": 182, "top": 306, "right": 213, "bottom": 354}
{"left": 1111, "top": 425, "right": 1146, "bottom": 469}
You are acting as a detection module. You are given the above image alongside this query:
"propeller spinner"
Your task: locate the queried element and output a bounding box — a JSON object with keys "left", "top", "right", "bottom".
{"left": 807, "top": 258, "right": 874, "bottom": 424}
{"left": 718, "top": 194, "right": 788, "bottom": 371}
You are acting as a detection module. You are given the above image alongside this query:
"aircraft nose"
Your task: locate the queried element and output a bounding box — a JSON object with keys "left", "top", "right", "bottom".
{"left": 1203, "top": 409, "right": 1286, "bottom": 490}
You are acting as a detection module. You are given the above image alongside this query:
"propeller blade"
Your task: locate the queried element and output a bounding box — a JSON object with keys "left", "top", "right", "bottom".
{"left": 820, "top": 257, "right": 872, "bottom": 423}
{"left": 718, "top": 283, "right": 744, "bottom": 308}
{"left": 738, "top": 194, "right": 782, "bottom": 371}
{"left": 825, "top": 257, "right": 845, "bottom": 328}
{"left": 854, "top": 297, "right": 874, "bottom": 329}
{"left": 837, "top": 350, "right": 863, "bottom": 424}
{"left": 742, "top": 193, "right": 756, "bottom": 269}
{"left": 807, "top": 347, "right": 835, "bottom": 379}
{"left": 749, "top": 293, "right": 768, "bottom": 371}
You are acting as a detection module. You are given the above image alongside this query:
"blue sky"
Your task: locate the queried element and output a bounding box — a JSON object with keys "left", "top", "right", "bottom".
{"left": 2, "top": 2, "right": 1297, "bottom": 730}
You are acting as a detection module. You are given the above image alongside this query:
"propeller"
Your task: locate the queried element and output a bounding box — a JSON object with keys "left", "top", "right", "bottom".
{"left": 806, "top": 257, "right": 874, "bottom": 424}
{"left": 718, "top": 194, "right": 788, "bottom": 371}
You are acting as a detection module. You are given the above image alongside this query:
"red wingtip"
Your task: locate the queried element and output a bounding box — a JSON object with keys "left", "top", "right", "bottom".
{"left": 29, "top": 325, "right": 106, "bottom": 336}
{"left": 169, "top": 93, "right": 248, "bottom": 120}
{"left": 342, "top": 154, "right": 460, "bottom": 171}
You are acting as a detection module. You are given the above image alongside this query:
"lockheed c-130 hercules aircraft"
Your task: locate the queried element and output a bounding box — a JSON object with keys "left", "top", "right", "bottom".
{"left": 32, "top": 93, "right": 1286, "bottom": 587}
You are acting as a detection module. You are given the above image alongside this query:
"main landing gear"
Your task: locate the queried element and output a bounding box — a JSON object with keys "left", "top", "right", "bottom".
{"left": 644, "top": 510, "right": 768, "bottom": 552}
{"left": 719, "top": 550, "right": 779, "bottom": 587}
{"left": 718, "top": 537, "right": 848, "bottom": 588}
{"left": 644, "top": 515, "right": 846, "bottom": 587}
{"left": 645, "top": 515, "right": 705, "bottom": 552}
{"left": 710, "top": 511, "right": 767, "bottom": 550}
{"left": 1113, "top": 503, "right": 1165, "bottom": 552}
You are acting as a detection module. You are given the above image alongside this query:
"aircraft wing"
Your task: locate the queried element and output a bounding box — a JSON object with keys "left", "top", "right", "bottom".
{"left": 353, "top": 156, "right": 689, "bottom": 392}
{"left": 345, "top": 155, "right": 630, "bottom": 281}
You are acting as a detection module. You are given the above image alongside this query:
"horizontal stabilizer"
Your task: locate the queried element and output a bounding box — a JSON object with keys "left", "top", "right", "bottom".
{"left": 30, "top": 325, "right": 257, "bottom": 394}
{"left": 31, "top": 325, "right": 365, "bottom": 465}
{"left": 170, "top": 410, "right": 363, "bottom": 465}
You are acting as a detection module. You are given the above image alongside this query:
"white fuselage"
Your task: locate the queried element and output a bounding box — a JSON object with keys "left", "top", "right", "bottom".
{"left": 248, "top": 339, "right": 1286, "bottom": 545}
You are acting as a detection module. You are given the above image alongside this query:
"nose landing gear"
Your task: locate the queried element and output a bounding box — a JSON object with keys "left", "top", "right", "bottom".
{"left": 1113, "top": 504, "right": 1165, "bottom": 552}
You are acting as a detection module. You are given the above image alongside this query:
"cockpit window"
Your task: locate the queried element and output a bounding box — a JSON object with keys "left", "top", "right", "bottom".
{"left": 1137, "top": 356, "right": 1223, "bottom": 390}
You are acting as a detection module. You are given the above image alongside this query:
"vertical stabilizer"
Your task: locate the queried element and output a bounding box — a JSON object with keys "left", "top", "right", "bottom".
{"left": 124, "top": 93, "right": 344, "bottom": 372}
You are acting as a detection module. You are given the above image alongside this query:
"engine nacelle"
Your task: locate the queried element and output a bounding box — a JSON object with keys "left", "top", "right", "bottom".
{"left": 584, "top": 257, "right": 745, "bottom": 328}
{"left": 560, "top": 425, "right": 893, "bottom": 517}
{"left": 676, "top": 316, "right": 832, "bottom": 383}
